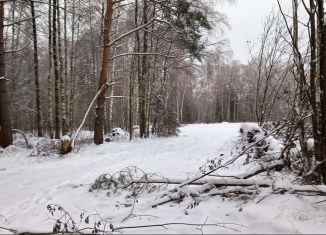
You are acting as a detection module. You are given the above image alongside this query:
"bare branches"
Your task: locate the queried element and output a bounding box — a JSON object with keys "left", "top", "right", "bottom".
{"left": 176, "top": 122, "right": 288, "bottom": 189}
{"left": 4, "top": 14, "right": 40, "bottom": 27}
{"left": 108, "top": 18, "right": 179, "bottom": 48}
{"left": 46, "top": 202, "right": 244, "bottom": 234}
{"left": 0, "top": 226, "right": 17, "bottom": 233}
{"left": 114, "top": 222, "right": 243, "bottom": 233}
{"left": 4, "top": 41, "right": 30, "bottom": 53}
{"left": 110, "top": 52, "right": 177, "bottom": 61}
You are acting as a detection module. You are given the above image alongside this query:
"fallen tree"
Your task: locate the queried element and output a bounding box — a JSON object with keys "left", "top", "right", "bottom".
{"left": 89, "top": 122, "right": 326, "bottom": 210}
{"left": 91, "top": 171, "right": 326, "bottom": 207}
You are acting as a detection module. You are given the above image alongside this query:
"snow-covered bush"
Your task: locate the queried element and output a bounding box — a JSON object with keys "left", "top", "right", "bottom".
{"left": 0, "top": 145, "right": 20, "bottom": 157}
{"left": 89, "top": 167, "right": 164, "bottom": 197}
{"left": 239, "top": 123, "right": 284, "bottom": 164}
{"left": 12, "top": 132, "right": 60, "bottom": 157}
{"left": 107, "top": 128, "right": 127, "bottom": 142}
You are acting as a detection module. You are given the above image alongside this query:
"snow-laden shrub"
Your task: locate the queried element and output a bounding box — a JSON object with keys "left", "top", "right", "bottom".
{"left": 239, "top": 123, "right": 284, "bottom": 164}
{"left": 104, "top": 128, "right": 127, "bottom": 142}
{"left": 90, "top": 167, "right": 166, "bottom": 197}
{"left": 197, "top": 123, "right": 285, "bottom": 179}
{"left": 12, "top": 132, "right": 59, "bottom": 157}
{"left": 0, "top": 145, "right": 20, "bottom": 157}
{"left": 109, "top": 128, "right": 126, "bottom": 141}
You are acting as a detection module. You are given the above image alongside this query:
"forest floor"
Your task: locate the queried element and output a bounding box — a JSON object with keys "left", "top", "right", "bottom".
{"left": 1, "top": 123, "right": 326, "bottom": 234}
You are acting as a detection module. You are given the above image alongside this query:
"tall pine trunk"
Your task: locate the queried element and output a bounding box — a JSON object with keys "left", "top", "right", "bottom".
{"left": 53, "top": 0, "right": 61, "bottom": 139}
{"left": 31, "top": 0, "right": 43, "bottom": 137}
{"left": 0, "top": 2, "right": 13, "bottom": 148}
{"left": 94, "top": 0, "right": 113, "bottom": 145}
{"left": 64, "top": 0, "right": 69, "bottom": 133}
{"left": 47, "top": 0, "right": 54, "bottom": 138}
{"left": 139, "top": 0, "right": 148, "bottom": 138}
{"left": 317, "top": 0, "right": 326, "bottom": 183}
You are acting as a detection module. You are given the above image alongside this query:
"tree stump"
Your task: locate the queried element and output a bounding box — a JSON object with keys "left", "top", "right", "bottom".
{"left": 61, "top": 135, "right": 72, "bottom": 154}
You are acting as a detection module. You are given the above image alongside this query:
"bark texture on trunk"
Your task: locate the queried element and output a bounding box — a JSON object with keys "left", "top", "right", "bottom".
{"left": 53, "top": 0, "right": 61, "bottom": 139}
{"left": 47, "top": 0, "right": 54, "bottom": 139}
{"left": 0, "top": 2, "right": 13, "bottom": 148}
{"left": 138, "top": 0, "right": 148, "bottom": 138}
{"left": 58, "top": 0, "right": 67, "bottom": 135}
{"left": 309, "top": 0, "right": 319, "bottom": 171}
{"left": 94, "top": 0, "right": 114, "bottom": 145}
{"left": 31, "top": 0, "right": 43, "bottom": 137}
{"left": 317, "top": 0, "right": 326, "bottom": 183}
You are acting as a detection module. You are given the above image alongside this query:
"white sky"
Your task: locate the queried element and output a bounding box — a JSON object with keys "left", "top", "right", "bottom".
{"left": 217, "top": 0, "right": 279, "bottom": 64}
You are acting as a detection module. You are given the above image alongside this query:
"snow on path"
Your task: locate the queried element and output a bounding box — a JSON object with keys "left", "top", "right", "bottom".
{"left": 0, "top": 123, "right": 326, "bottom": 234}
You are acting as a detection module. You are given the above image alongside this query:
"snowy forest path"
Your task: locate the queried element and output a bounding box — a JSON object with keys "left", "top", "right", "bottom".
{"left": 2, "top": 123, "right": 325, "bottom": 234}
{"left": 0, "top": 123, "right": 241, "bottom": 232}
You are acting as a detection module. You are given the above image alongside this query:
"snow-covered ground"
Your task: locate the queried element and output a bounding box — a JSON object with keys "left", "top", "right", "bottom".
{"left": 1, "top": 123, "right": 326, "bottom": 234}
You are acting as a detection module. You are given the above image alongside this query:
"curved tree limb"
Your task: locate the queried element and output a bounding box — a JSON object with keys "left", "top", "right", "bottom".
{"left": 12, "top": 128, "right": 30, "bottom": 148}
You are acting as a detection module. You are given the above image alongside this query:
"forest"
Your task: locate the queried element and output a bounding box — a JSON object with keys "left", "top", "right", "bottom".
{"left": 1, "top": 0, "right": 326, "bottom": 234}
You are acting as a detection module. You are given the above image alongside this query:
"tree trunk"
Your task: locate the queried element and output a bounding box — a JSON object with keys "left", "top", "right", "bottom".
{"left": 69, "top": 0, "right": 77, "bottom": 129}
{"left": 129, "top": 0, "right": 140, "bottom": 141}
{"left": 180, "top": 85, "right": 187, "bottom": 124}
{"left": 292, "top": 0, "right": 308, "bottom": 161}
{"left": 107, "top": 6, "right": 121, "bottom": 133}
{"left": 129, "top": 56, "right": 136, "bottom": 140}
{"left": 31, "top": 0, "right": 43, "bottom": 137}
{"left": 58, "top": 0, "right": 67, "bottom": 135}
{"left": 317, "top": 0, "right": 326, "bottom": 183}
{"left": 138, "top": 0, "right": 148, "bottom": 138}
{"left": 64, "top": 0, "right": 69, "bottom": 133}
{"left": 0, "top": 2, "right": 13, "bottom": 148}
{"left": 309, "top": 0, "right": 320, "bottom": 170}
{"left": 94, "top": 0, "right": 114, "bottom": 145}
{"left": 47, "top": 0, "right": 54, "bottom": 139}
{"left": 10, "top": 2, "right": 18, "bottom": 130}
{"left": 53, "top": 0, "right": 61, "bottom": 139}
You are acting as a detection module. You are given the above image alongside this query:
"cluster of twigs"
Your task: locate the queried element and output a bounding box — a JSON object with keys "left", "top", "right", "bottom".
{"left": 43, "top": 203, "right": 244, "bottom": 234}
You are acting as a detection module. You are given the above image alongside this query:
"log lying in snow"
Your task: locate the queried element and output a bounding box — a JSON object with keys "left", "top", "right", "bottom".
{"left": 135, "top": 178, "right": 273, "bottom": 187}
{"left": 123, "top": 177, "right": 326, "bottom": 207}
{"left": 126, "top": 177, "right": 326, "bottom": 194}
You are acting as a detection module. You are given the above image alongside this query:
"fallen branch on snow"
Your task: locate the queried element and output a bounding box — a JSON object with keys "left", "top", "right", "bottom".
{"left": 175, "top": 122, "right": 288, "bottom": 190}
{"left": 0, "top": 226, "right": 17, "bottom": 233}
{"left": 90, "top": 172, "right": 326, "bottom": 207}
{"left": 45, "top": 203, "right": 245, "bottom": 234}
{"left": 145, "top": 177, "right": 326, "bottom": 207}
